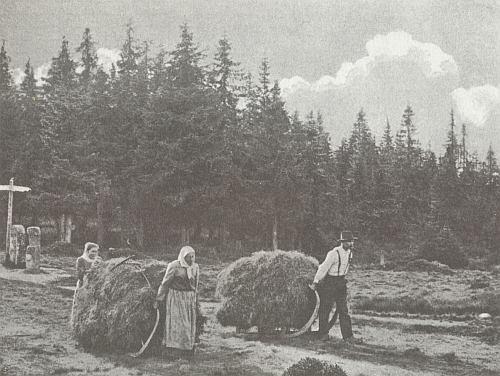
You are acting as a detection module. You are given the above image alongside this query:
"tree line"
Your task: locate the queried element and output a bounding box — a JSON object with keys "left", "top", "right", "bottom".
{"left": 1, "top": 24, "right": 499, "bottom": 264}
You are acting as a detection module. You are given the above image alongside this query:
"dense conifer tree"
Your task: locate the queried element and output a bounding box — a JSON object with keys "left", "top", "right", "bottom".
{"left": 76, "top": 28, "right": 98, "bottom": 85}
{"left": 0, "top": 41, "right": 12, "bottom": 93}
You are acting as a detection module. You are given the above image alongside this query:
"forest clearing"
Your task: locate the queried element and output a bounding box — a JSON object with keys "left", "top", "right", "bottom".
{"left": 2, "top": 2, "right": 500, "bottom": 375}
{"left": 1, "top": 253, "right": 499, "bottom": 376}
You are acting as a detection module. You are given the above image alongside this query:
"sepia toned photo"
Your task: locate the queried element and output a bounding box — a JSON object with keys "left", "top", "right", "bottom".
{"left": 1, "top": 1, "right": 499, "bottom": 375}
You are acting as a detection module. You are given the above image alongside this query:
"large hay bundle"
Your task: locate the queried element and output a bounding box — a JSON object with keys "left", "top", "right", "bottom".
{"left": 216, "top": 250, "right": 318, "bottom": 332}
{"left": 71, "top": 259, "right": 167, "bottom": 353}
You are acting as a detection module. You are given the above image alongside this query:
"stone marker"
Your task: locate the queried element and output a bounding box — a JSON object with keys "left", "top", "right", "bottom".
{"left": 26, "top": 227, "right": 41, "bottom": 272}
{"left": 9, "top": 225, "right": 26, "bottom": 268}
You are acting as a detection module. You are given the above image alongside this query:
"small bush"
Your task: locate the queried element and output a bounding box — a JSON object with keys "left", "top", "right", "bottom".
{"left": 403, "top": 347, "right": 426, "bottom": 359}
{"left": 418, "top": 231, "right": 468, "bottom": 269}
{"left": 42, "top": 241, "right": 81, "bottom": 256}
{"left": 476, "top": 292, "right": 500, "bottom": 316}
{"left": 395, "top": 259, "right": 454, "bottom": 275}
{"left": 355, "top": 291, "right": 500, "bottom": 317}
{"left": 354, "top": 295, "right": 434, "bottom": 315}
{"left": 282, "top": 357, "right": 347, "bottom": 376}
{"left": 470, "top": 277, "right": 490, "bottom": 289}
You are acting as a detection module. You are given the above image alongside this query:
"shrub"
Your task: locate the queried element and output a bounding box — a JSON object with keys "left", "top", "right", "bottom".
{"left": 42, "top": 241, "right": 81, "bottom": 256}
{"left": 282, "top": 357, "right": 348, "bottom": 376}
{"left": 354, "top": 295, "right": 434, "bottom": 315}
{"left": 395, "top": 259, "right": 454, "bottom": 275}
{"left": 470, "top": 276, "right": 490, "bottom": 289}
{"left": 418, "top": 231, "right": 468, "bottom": 269}
{"left": 216, "top": 250, "right": 318, "bottom": 333}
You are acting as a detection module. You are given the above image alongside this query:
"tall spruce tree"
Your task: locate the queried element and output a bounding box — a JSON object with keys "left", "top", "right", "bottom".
{"left": 0, "top": 42, "right": 16, "bottom": 184}
{"left": 117, "top": 21, "right": 140, "bottom": 78}
{"left": 374, "top": 119, "right": 403, "bottom": 242}
{"left": 435, "top": 110, "right": 463, "bottom": 232}
{"left": 0, "top": 41, "right": 12, "bottom": 93}
{"left": 166, "top": 23, "right": 205, "bottom": 88}
{"left": 347, "top": 109, "right": 377, "bottom": 199}
{"left": 396, "top": 104, "right": 419, "bottom": 169}
{"left": 485, "top": 145, "right": 500, "bottom": 190}
{"left": 43, "top": 37, "right": 77, "bottom": 93}
{"left": 76, "top": 28, "right": 98, "bottom": 85}
{"left": 211, "top": 37, "right": 242, "bottom": 109}
{"left": 20, "top": 60, "right": 37, "bottom": 99}
{"left": 393, "top": 105, "right": 430, "bottom": 230}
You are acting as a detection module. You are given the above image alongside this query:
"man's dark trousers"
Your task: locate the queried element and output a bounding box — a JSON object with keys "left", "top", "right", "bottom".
{"left": 317, "top": 275, "right": 353, "bottom": 339}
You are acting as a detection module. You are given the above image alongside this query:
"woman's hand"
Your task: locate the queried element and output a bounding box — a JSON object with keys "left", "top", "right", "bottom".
{"left": 153, "top": 300, "right": 160, "bottom": 309}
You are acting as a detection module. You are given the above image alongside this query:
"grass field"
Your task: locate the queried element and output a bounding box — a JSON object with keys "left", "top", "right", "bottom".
{"left": 1, "top": 253, "right": 499, "bottom": 376}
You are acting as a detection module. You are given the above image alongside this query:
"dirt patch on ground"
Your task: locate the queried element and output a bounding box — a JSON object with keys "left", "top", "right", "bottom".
{"left": 1, "top": 256, "right": 499, "bottom": 376}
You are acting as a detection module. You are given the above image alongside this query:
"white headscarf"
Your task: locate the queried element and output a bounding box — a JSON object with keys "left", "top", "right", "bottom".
{"left": 81, "top": 242, "right": 99, "bottom": 264}
{"left": 178, "top": 245, "right": 197, "bottom": 280}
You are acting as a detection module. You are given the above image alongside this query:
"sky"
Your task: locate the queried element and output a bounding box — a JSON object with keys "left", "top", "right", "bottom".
{"left": 1, "top": 0, "right": 499, "bottom": 159}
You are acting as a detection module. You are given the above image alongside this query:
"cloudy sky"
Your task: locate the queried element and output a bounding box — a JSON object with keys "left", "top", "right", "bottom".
{"left": 1, "top": 0, "right": 499, "bottom": 158}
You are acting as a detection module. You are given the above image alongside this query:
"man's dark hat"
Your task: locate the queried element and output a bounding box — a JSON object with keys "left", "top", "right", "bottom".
{"left": 338, "top": 231, "right": 358, "bottom": 242}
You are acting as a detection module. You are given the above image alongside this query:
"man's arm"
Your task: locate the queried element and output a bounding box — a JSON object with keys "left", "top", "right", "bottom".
{"left": 311, "top": 251, "right": 337, "bottom": 288}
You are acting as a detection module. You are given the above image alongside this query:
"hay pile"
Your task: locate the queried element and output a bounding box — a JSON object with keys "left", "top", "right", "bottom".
{"left": 71, "top": 260, "right": 167, "bottom": 353}
{"left": 216, "top": 250, "right": 318, "bottom": 333}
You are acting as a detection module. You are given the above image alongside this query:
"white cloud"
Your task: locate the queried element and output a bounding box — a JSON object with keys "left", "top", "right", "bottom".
{"left": 12, "top": 68, "right": 25, "bottom": 87}
{"left": 280, "top": 30, "right": 457, "bottom": 95}
{"left": 97, "top": 48, "right": 120, "bottom": 74}
{"left": 34, "top": 63, "right": 50, "bottom": 86}
{"left": 452, "top": 85, "right": 500, "bottom": 127}
{"left": 280, "top": 76, "right": 311, "bottom": 95}
{"left": 12, "top": 65, "right": 49, "bottom": 87}
{"left": 13, "top": 48, "right": 119, "bottom": 89}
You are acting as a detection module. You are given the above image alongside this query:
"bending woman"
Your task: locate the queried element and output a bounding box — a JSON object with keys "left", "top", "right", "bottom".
{"left": 75, "top": 242, "right": 102, "bottom": 288}
{"left": 71, "top": 242, "right": 102, "bottom": 326}
{"left": 154, "top": 246, "right": 199, "bottom": 358}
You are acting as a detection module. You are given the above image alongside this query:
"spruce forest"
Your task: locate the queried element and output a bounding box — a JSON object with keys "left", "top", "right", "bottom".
{"left": 1, "top": 25, "right": 499, "bottom": 267}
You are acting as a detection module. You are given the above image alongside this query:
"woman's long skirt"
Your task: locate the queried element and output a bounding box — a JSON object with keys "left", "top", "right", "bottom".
{"left": 163, "top": 289, "right": 197, "bottom": 350}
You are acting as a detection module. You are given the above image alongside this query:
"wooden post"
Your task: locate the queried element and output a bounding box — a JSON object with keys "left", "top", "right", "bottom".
{"left": 1, "top": 178, "right": 30, "bottom": 266}
{"left": 59, "top": 213, "right": 66, "bottom": 242}
{"left": 6, "top": 178, "right": 13, "bottom": 259}
{"left": 64, "top": 214, "right": 73, "bottom": 243}
{"left": 272, "top": 214, "right": 278, "bottom": 251}
{"left": 26, "top": 227, "right": 41, "bottom": 273}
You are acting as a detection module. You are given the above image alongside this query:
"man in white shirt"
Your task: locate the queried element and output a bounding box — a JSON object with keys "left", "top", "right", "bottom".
{"left": 310, "top": 231, "right": 360, "bottom": 343}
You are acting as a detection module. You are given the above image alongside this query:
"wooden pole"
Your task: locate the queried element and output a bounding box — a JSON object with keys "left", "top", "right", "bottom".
{"left": 5, "top": 178, "right": 14, "bottom": 261}
{"left": 1, "top": 178, "right": 30, "bottom": 266}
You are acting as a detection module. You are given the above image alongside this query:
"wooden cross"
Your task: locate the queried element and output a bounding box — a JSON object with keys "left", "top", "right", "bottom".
{"left": 1, "top": 178, "right": 30, "bottom": 257}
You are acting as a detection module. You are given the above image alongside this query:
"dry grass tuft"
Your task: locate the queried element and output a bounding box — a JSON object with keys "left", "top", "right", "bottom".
{"left": 215, "top": 250, "right": 318, "bottom": 333}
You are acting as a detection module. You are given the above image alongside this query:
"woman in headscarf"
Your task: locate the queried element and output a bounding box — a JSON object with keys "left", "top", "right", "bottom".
{"left": 154, "top": 246, "right": 199, "bottom": 359}
{"left": 71, "top": 242, "right": 102, "bottom": 326}
{"left": 75, "top": 242, "right": 102, "bottom": 288}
